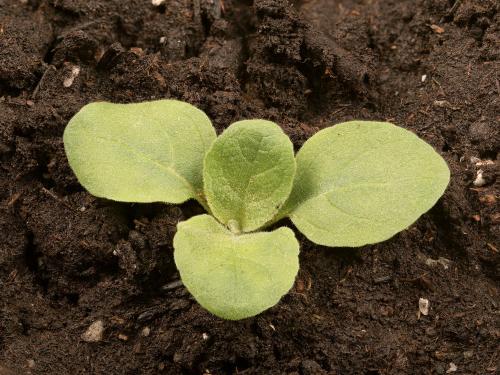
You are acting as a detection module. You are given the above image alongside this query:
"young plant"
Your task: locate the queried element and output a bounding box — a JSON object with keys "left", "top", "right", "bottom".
{"left": 64, "top": 100, "right": 450, "bottom": 320}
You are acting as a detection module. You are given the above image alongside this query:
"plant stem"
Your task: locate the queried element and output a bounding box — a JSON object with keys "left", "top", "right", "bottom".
{"left": 195, "top": 192, "right": 212, "bottom": 215}
{"left": 261, "top": 209, "right": 289, "bottom": 230}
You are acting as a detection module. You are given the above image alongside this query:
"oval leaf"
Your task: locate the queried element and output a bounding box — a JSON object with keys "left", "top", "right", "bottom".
{"left": 174, "top": 215, "right": 299, "bottom": 320}
{"left": 281, "top": 121, "right": 450, "bottom": 247}
{"left": 63, "top": 100, "right": 216, "bottom": 204}
{"left": 203, "top": 120, "right": 296, "bottom": 232}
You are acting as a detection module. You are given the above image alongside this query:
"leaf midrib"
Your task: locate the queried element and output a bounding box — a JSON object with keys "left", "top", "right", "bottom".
{"left": 94, "top": 134, "right": 195, "bottom": 195}
{"left": 290, "top": 175, "right": 438, "bottom": 220}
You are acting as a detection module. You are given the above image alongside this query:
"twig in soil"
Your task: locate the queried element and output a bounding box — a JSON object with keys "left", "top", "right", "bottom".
{"left": 448, "top": 0, "right": 462, "bottom": 13}
{"left": 373, "top": 275, "right": 392, "bottom": 284}
{"left": 432, "top": 78, "right": 446, "bottom": 97}
{"left": 7, "top": 269, "right": 18, "bottom": 282}
{"left": 400, "top": 274, "right": 434, "bottom": 291}
{"left": 133, "top": 219, "right": 148, "bottom": 228}
{"left": 330, "top": 107, "right": 346, "bottom": 117}
{"left": 40, "top": 187, "right": 74, "bottom": 210}
{"left": 162, "top": 280, "right": 183, "bottom": 291}
{"left": 137, "top": 306, "right": 169, "bottom": 322}
{"left": 440, "top": 0, "right": 462, "bottom": 22}
{"left": 6, "top": 192, "right": 22, "bottom": 206}
{"left": 32, "top": 65, "right": 56, "bottom": 100}
{"left": 338, "top": 267, "right": 353, "bottom": 283}
{"left": 486, "top": 243, "right": 498, "bottom": 253}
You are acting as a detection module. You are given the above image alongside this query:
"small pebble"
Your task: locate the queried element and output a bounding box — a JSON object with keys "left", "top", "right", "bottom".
{"left": 430, "top": 24, "right": 445, "bottom": 33}
{"left": 434, "top": 100, "right": 451, "bottom": 108}
{"left": 446, "top": 362, "right": 457, "bottom": 373}
{"left": 152, "top": 0, "right": 165, "bottom": 5}
{"left": 418, "top": 298, "right": 430, "bottom": 317}
{"left": 202, "top": 332, "right": 209, "bottom": 340}
{"left": 63, "top": 66, "right": 80, "bottom": 88}
{"left": 473, "top": 170, "right": 486, "bottom": 187}
{"left": 141, "top": 327, "right": 151, "bottom": 337}
{"left": 118, "top": 333, "right": 128, "bottom": 341}
{"left": 82, "top": 320, "right": 104, "bottom": 342}
{"left": 473, "top": 158, "right": 494, "bottom": 167}
{"left": 27, "top": 359, "right": 35, "bottom": 369}
{"left": 463, "top": 350, "right": 473, "bottom": 359}
{"left": 425, "top": 257, "right": 452, "bottom": 270}
{"left": 421, "top": 74, "right": 427, "bottom": 82}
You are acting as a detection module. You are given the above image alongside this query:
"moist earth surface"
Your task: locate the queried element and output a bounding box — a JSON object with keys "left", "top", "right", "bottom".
{"left": 0, "top": 0, "right": 499, "bottom": 374}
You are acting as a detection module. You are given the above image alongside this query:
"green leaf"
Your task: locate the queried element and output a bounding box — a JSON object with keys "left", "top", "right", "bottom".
{"left": 280, "top": 121, "right": 450, "bottom": 247}
{"left": 174, "top": 215, "right": 299, "bottom": 320}
{"left": 203, "top": 120, "right": 296, "bottom": 232}
{"left": 63, "top": 100, "right": 216, "bottom": 205}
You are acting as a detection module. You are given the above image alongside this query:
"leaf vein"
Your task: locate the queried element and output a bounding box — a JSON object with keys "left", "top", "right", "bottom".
{"left": 94, "top": 134, "right": 195, "bottom": 194}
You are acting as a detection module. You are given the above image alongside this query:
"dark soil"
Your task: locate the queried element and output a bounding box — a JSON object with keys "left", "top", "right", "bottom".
{"left": 1, "top": 0, "right": 499, "bottom": 374}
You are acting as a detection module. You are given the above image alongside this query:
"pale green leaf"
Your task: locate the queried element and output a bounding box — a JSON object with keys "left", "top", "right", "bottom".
{"left": 203, "top": 120, "right": 296, "bottom": 232}
{"left": 174, "top": 215, "right": 299, "bottom": 320}
{"left": 63, "top": 100, "right": 216, "bottom": 204}
{"left": 280, "top": 121, "right": 450, "bottom": 247}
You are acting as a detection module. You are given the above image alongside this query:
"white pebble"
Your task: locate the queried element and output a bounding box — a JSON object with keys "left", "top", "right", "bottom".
{"left": 446, "top": 362, "right": 457, "bottom": 373}
{"left": 82, "top": 320, "right": 104, "bottom": 342}
{"left": 63, "top": 66, "right": 80, "bottom": 88}
{"left": 473, "top": 170, "right": 486, "bottom": 187}
{"left": 425, "top": 257, "right": 452, "bottom": 270}
{"left": 152, "top": 0, "right": 165, "bottom": 5}
{"left": 472, "top": 158, "right": 494, "bottom": 167}
{"left": 418, "top": 298, "right": 429, "bottom": 317}
{"left": 141, "top": 327, "right": 151, "bottom": 337}
{"left": 421, "top": 74, "right": 427, "bottom": 83}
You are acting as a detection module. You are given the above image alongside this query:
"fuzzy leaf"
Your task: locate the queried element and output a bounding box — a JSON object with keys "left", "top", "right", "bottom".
{"left": 63, "top": 100, "right": 216, "bottom": 204}
{"left": 203, "top": 120, "right": 296, "bottom": 232}
{"left": 174, "top": 215, "right": 299, "bottom": 320}
{"left": 280, "top": 121, "right": 450, "bottom": 247}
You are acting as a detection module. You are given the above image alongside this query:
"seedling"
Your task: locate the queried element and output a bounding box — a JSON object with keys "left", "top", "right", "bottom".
{"left": 64, "top": 100, "right": 450, "bottom": 320}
